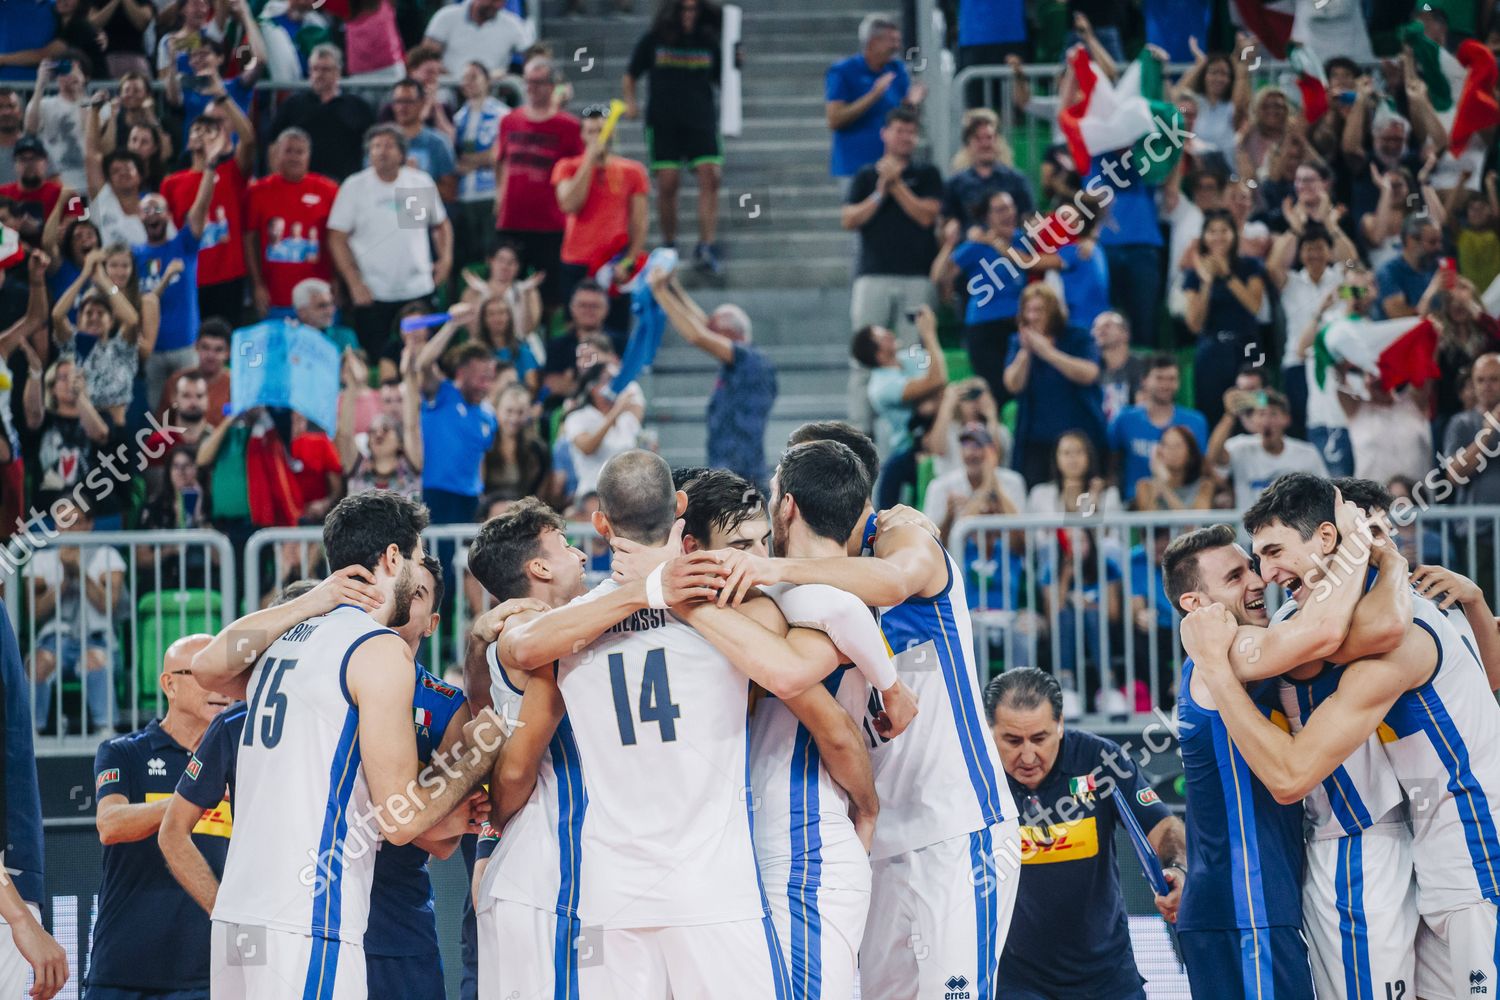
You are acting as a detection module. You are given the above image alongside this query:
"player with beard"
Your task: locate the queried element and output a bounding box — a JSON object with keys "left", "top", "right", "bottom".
{"left": 190, "top": 491, "right": 506, "bottom": 999}
{"left": 1185, "top": 473, "right": 1500, "bottom": 1000}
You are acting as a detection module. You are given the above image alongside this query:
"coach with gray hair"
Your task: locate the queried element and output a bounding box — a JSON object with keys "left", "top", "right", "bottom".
{"left": 268, "top": 43, "right": 376, "bottom": 182}
{"left": 648, "top": 264, "right": 778, "bottom": 489}
{"left": 243, "top": 126, "right": 339, "bottom": 316}
{"left": 986, "top": 667, "right": 1185, "bottom": 1000}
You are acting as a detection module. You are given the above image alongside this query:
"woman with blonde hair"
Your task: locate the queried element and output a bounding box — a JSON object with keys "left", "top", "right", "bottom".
{"left": 1002, "top": 283, "right": 1105, "bottom": 484}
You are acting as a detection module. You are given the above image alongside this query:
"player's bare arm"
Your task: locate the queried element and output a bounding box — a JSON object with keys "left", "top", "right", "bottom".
{"left": 1322, "top": 540, "right": 1410, "bottom": 665}
{"left": 677, "top": 595, "right": 840, "bottom": 700}
{"left": 411, "top": 704, "right": 487, "bottom": 860}
{"left": 783, "top": 683, "right": 879, "bottom": 853}
{"left": 191, "top": 566, "right": 385, "bottom": 697}
{"left": 717, "top": 521, "right": 945, "bottom": 608}
{"left": 493, "top": 669, "right": 565, "bottom": 829}
{"left": 0, "top": 869, "right": 66, "bottom": 1000}
{"left": 95, "top": 793, "right": 171, "bottom": 845}
{"left": 1186, "top": 603, "right": 1432, "bottom": 803}
{"left": 498, "top": 552, "right": 726, "bottom": 671}
{"left": 1411, "top": 563, "right": 1500, "bottom": 690}
{"left": 159, "top": 792, "right": 221, "bottom": 913}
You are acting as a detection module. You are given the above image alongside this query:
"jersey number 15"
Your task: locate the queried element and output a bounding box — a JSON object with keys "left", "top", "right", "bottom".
{"left": 609, "top": 648, "right": 682, "bottom": 745}
{"left": 243, "top": 657, "right": 298, "bottom": 749}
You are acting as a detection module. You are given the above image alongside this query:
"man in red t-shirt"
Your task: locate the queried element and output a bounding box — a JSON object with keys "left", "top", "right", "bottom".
{"left": 0, "top": 136, "right": 61, "bottom": 244}
{"left": 288, "top": 410, "right": 344, "bottom": 522}
{"left": 495, "top": 55, "right": 583, "bottom": 313}
{"left": 160, "top": 84, "right": 256, "bottom": 323}
{"left": 243, "top": 127, "right": 337, "bottom": 316}
{"left": 551, "top": 105, "right": 649, "bottom": 346}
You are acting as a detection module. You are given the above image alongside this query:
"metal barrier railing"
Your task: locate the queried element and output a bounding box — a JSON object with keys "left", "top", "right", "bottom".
{"left": 1, "top": 529, "right": 235, "bottom": 753}
{"left": 950, "top": 504, "right": 1500, "bottom": 721}
{"left": 242, "top": 520, "right": 609, "bottom": 681}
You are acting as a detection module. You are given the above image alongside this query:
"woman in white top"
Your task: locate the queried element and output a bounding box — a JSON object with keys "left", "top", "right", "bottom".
{"left": 1173, "top": 36, "right": 1250, "bottom": 158}
{"left": 1266, "top": 215, "right": 1354, "bottom": 436}
{"left": 1026, "top": 429, "right": 1124, "bottom": 566}
{"left": 925, "top": 377, "right": 1009, "bottom": 481}
{"left": 562, "top": 363, "right": 646, "bottom": 500}
{"left": 1362, "top": 162, "right": 1441, "bottom": 272}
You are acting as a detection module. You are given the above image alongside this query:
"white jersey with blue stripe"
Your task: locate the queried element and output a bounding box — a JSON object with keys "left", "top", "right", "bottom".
{"left": 556, "top": 581, "right": 767, "bottom": 928}
{"left": 1381, "top": 592, "right": 1500, "bottom": 914}
{"left": 748, "top": 663, "right": 869, "bottom": 885}
{"left": 479, "top": 643, "right": 584, "bottom": 920}
{"left": 858, "top": 514, "right": 1014, "bottom": 860}
{"left": 213, "top": 605, "right": 392, "bottom": 944}
{"left": 1270, "top": 597, "right": 1406, "bottom": 840}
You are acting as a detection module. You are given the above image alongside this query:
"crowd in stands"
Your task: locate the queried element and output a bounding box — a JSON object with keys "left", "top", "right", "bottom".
{"left": 0, "top": 0, "right": 770, "bottom": 735}
{"left": 829, "top": 5, "right": 1500, "bottom": 712}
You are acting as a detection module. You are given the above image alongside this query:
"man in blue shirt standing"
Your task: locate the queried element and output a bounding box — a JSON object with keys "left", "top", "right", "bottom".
{"left": 1375, "top": 216, "right": 1440, "bottom": 319}
{"left": 824, "top": 13, "right": 924, "bottom": 179}
{"left": 134, "top": 160, "right": 215, "bottom": 412}
{"left": 1106, "top": 353, "right": 1208, "bottom": 504}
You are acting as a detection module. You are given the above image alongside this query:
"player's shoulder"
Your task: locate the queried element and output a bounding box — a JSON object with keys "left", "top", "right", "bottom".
{"left": 1062, "top": 728, "right": 1126, "bottom": 770}
{"left": 416, "top": 668, "right": 464, "bottom": 706}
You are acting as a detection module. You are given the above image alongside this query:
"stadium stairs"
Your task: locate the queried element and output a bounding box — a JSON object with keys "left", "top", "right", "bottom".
{"left": 542, "top": 0, "right": 870, "bottom": 468}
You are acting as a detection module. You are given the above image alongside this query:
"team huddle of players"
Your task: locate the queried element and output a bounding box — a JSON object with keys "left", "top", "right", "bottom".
{"left": 1167, "top": 472, "right": 1500, "bottom": 1000}
{"left": 181, "top": 420, "right": 1021, "bottom": 1000}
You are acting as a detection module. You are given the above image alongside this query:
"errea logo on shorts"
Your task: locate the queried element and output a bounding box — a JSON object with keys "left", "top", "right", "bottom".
{"left": 944, "top": 975, "right": 971, "bottom": 999}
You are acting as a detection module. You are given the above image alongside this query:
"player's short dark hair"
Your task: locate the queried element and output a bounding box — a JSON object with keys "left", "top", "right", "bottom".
{"left": 1242, "top": 472, "right": 1335, "bottom": 540}
{"left": 1163, "top": 524, "right": 1238, "bottom": 607}
{"left": 1147, "top": 352, "right": 1178, "bottom": 373}
{"left": 1329, "top": 477, "right": 1394, "bottom": 516}
{"left": 850, "top": 325, "right": 881, "bottom": 368}
{"left": 323, "top": 490, "right": 429, "bottom": 573}
{"left": 671, "top": 466, "right": 709, "bottom": 490}
{"left": 597, "top": 450, "right": 677, "bottom": 545}
{"left": 775, "top": 440, "right": 872, "bottom": 543}
{"left": 467, "top": 496, "right": 566, "bottom": 602}
{"left": 680, "top": 469, "right": 765, "bottom": 548}
{"left": 196, "top": 317, "right": 231, "bottom": 345}
{"left": 421, "top": 553, "right": 445, "bottom": 612}
{"left": 788, "top": 421, "right": 881, "bottom": 493}
{"left": 984, "top": 667, "right": 1063, "bottom": 722}
{"left": 271, "top": 579, "right": 319, "bottom": 607}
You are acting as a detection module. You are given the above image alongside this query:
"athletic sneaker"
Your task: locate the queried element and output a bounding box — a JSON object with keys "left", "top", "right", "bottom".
{"left": 694, "top": 241, "right": 723, "bottom": 276}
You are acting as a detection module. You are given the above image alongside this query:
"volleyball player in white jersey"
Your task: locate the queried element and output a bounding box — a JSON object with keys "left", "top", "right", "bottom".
{"left": 190, "top": 492, "right": 505, "bottom": 1000}
{"left": 711, "top": 421, "right": 1020, "bottom": 1000}
{"left": 457, "top": 498, "right": 591, "bottom": 1000}
{"left": 496, "top": 451, "right": 873, "bottom": 999}
{"left": 666, "top": 461, "right": 906, "bottom": 999}
{"left": 1185, "top": 472, "right": 1500, "bottom": 1000}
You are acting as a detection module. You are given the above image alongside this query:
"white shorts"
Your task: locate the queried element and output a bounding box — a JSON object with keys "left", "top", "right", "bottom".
{"left": 764, "top": 861, "right": 871, "bottom": 1000}
{"left": 0, "top": 905, "right": 41, "bottom": 999}
{"left": 477, "top": 900, "right": 581, "bottom": 1000}
{"left": 1415, "top": 900, "right": 1500, "bottom": 1000}
{"left": 1303, "top": 825, "right": 1418, "bottom": 1000}
{"left": 577, "top": 918, "right": 792, "bottom": 1000}
{"left": 860, "top": 819, "right": 1021, "bottom": 1000}
{"left": 210, "top": 921, "right": 365, "bottom": 1000}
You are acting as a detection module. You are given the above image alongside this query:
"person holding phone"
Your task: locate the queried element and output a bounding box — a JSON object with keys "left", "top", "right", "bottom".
{"left": 23, "top": 55, "right": 90, "bottom": 191}
{"left": 137, "top": 445, "right": 221, "bottom": 592}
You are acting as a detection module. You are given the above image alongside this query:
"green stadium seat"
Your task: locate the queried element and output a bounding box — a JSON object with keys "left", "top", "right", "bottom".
{"left": 133, "top": 590, "right": 223, "bottom": 704}
{"left": 944, "top": 349, "right": 973, "bottom": 383}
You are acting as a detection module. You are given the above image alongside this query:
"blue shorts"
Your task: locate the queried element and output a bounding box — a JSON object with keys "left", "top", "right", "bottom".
{"left": 35, "top": 630, "right": 113, "bottom": 672}
{"left": 1179, "top": 926, "right": 1315, "bottom": 1000}
{"left": 84, "top": 987, "right": 209, "bottom": 1000}
{"left": 365, "top": 951, "right": 444, "bottom": 1000}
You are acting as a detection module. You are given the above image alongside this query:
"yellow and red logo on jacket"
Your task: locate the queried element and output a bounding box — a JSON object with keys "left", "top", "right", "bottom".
{"left": 1019, "top": 816, "right": 1100, "bottom": 864}
{"left": 146, "top": 793, "right": 233, "bottom": 838}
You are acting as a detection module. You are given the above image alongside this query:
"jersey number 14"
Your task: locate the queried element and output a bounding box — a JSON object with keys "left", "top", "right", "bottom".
{"left": 609, "top": 647, "right": 681, "bottom": 745}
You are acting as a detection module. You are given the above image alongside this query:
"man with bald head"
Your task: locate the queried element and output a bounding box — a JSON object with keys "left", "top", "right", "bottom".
{"left": 86, "top": 633, "right": 232, "bottom": 998}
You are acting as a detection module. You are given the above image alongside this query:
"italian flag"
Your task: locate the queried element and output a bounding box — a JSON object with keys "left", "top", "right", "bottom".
{"left": 1312, "top": 316, "right": 1440, "bottom": 394}
{"left": 1450, "top": 39, "right": 1500, "bottom": 157}
{"left": 1058, "top": 48, "right": 1158, "bottom": 176}
{"left": 0, "top": 226, "right": 22, "bottom": 272}
{"left": 1400, "top": 21, "right": 1465, "bottom": 119}
{"left": 1287, "top": 44, "right": 1329, "bottom": 125}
